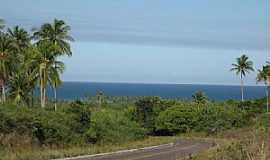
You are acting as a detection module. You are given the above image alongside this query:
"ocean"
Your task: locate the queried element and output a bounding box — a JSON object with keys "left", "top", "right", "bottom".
{"left": 45, "top": 82, "right": 266, "bottom": 101}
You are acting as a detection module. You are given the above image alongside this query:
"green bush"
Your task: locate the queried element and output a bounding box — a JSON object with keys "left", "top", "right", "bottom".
{"left": 194, "top": 105, "right": 248, "bottom": 134}
{"left": 85, "top": 109, "right": 145, "bottom": 144}
{"left": 0, "top": 103, "right": 92, "bottom": 146}
{"left": 64, "top": 102, "right": 91, "bottom": 134}
{"left": 134, "top": 97, "right": 170, "bottom": 134}
{"left": 156, "top": 106, "right": 196, "bottom": 135}
{"left": 155, "top": 104, "right": 249, "bottom": 135}
{"left": 237, "top": 99, "right": 266, "bottom": 116}
{"left": 255, "top": 113, "right": 270, "bottom": 131}
{"left": 32, "top": 111, "right": 73, "bottom": 145}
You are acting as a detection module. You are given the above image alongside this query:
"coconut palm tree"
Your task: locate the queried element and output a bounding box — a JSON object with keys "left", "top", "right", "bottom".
{"left": 8, "top": 26, "right": 31, "bottom": 53}
{"left": 0, "top": 33, "right": 16, "bottom": 103}
{"left": 257, "top": 65, "right": 270, "bottom": 112}
{"left": 8, "top": 71, "right": 32, "bottom": 105}
{"left": 27, "top": 42, "right": 62, "bottom": 108}
{"left": 49, "top": 60, "right": 65, "bottom": 111}
{"left": 231, "top": 54, "right": 254, "bottom": 102}
{"left": 33, "top": 19, "right": 73, "bottom": 109}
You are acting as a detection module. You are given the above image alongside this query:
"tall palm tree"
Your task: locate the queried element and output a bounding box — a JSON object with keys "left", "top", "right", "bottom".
{"left": 49, "top": 60, "right": 65, "bottom": 110}
{"left": 257, "top": 65, "right": 270, "bottom": 112}
{"left": 0, "top": 33, "right": 15, "bottom": 103}
{"left": 7, "top": 26, "right": 34, "bottom": 105}
{"left": 27, "top": 42, "right": 62, "bottom": 108}
{"left": 33, "top": 19, "right": 73, "bottom": 109}
{"left": 231, "top": 54, "right": 254, "bottom": 102}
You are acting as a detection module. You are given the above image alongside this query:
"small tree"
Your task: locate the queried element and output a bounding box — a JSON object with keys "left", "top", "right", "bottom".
{"left": 96, "top": 90, "right": 105, "bottom": 108}
{"left": 192, "top": 91, "right": 208, "bottom": 105}
{"left": 134, "top": 96, "right": 164, "bottom": 134}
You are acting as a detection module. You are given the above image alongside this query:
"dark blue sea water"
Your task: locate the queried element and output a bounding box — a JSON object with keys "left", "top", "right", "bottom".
{"left": 45, "top": 82, "right": 266, "bottom": 101}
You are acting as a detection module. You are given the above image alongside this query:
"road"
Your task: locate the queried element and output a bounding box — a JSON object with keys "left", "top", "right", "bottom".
{"left": 57, "top": 139, "right": 214, "bottom": 160}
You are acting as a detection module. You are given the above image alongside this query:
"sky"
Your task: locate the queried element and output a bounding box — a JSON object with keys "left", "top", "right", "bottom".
{"left": 0, "top": 0, "right": 269, "bottom": 85}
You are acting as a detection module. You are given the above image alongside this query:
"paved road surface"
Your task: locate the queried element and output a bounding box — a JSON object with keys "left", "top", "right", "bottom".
{"left": 58, "top": 139, "right": 213, "bottom": 160}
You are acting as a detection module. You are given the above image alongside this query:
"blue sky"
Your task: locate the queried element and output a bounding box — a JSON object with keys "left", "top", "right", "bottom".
{"left": 0, "top": 0, "right": 269, "bottom": 85}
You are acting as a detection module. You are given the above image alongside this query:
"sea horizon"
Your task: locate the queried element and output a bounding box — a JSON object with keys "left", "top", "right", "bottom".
{"left": 45, "top": 81, "right": 265, "bottom": 101}
{"left": 62, "top": 80, "right": 263, "bottom": 87}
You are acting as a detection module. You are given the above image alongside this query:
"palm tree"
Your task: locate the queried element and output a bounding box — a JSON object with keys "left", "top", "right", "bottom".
{"left": 231, "top": 54, "right": 254, "bottom": 102}
{"left": 27, "top": 42, "right": 62, "bottom": 108}
{"left": 49, "top": 60, "right": 65, "bottom": 111}
{"left": 0, "top": 33, "right": 15, "bottom": 103}
{"left": 8, "top": 71, "right": 32, "bottom": 105}
{"left": 257, "top": 65, "right": 270, "bottom": 112}
{"left": 6, "top": 26, "right": 35, "bottom": 106}
{"left": 33, "top": 19, "right": 73, "bottom": 109}
{"left": 8, "top": 26, "right": 31, "bottom": 53}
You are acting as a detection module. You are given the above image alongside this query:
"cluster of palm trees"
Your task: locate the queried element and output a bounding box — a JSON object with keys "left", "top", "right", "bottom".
{"left": 0, "top": 18, "right": 73, "bottom": 109}
{"left": 231, "top": 55, "right": 270, "bottom": 112}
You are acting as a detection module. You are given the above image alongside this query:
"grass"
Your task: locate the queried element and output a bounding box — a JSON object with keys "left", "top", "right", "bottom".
{"left": 179, "top": 127, "right": 270, "bottom": 160}
{"left": 0, "top": 136, "right": 179, "bottom": 160}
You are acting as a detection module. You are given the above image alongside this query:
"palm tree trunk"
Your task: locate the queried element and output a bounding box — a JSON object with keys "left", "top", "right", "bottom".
{"left": 40, "top": 81, "right": 44, "bottom": 108}
{"left": 40, "top": 72, "right": 46, "bottom": 108}
{"left": 266, "top": 85, "right": 269, "bottom": 113}
{"left": 2, "top": 84, "right": 5, "bottom": 103}
{"left": 42, "top": 83, "right": 46, "bottom": 108}
{"left": 31, "top": 90, "right": 34, "bottom": 107}
{"left": 240, "top": 75, "right": 244, "bottom": 102}
{"left": 54, "top": 85, "right": 57, "bottom": 111}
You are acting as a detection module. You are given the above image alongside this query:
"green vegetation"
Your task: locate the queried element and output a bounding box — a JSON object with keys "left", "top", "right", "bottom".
{"left": 0, "top": 96, "right": 268, "bottom": 160}
{"left": 0, "top": 17, "right": 270, "bottom": 160}
{"left": 257, "top": 65, "right": 270, "bottom": 112}
{"left": 184, "top": 114, "right": 270, "bottom": 160}
{"left": 0, "top": 18, "right": 72, "bottom": 108}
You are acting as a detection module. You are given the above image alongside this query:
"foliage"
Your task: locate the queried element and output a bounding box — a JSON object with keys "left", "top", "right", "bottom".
{"left": 237, "top": 99, "right": 266, "bottom": 116}
{"left": 134, "top": 97, "right": 173, "bottom": 134}
{"left": 0, "top": 103, "right": 90, "bottom": 146}
{"left": 84, "top": 109, "right": 145, "bottom": 144}
{"left": 0, "top": 18, "right": 72, "bottom": 107}
{"left": 156, "top": 105, "right": 196, "bottom": 135}
{"left": 194, "top": 105, "right": 248, "bottom": 134}
{"left": 231, "top": 54, "right": 254, "bottom": 78}
{"left": 156, "top": 104, "right": 249, "bottom": 135}
{"left": 65, "top": 102, "right": 91, "bottom": 134}
{"left": 255, "top": 113, "right": 270, "bottom": 131}
{"left": 192, "top": 91, "right": 208, "bottom": 105}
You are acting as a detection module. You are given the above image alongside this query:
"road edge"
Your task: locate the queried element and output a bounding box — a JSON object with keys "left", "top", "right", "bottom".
{"left": 53, "top": 142, "right": 174, "bottom": 160}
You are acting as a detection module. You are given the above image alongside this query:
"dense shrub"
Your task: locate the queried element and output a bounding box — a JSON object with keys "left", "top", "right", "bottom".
{"left": 237, "top": 99, "right": 266, "bottom": 116}
{"left": 156, "top": 106, "right": 196, "bottom": 135}
{"left": 32, "top": 111, "right": 73, "bottom": 145}
{"left": 0, "top": 103, "right": 92, "bottom": 146}
{"left": 85, "top": 109, "right": 145, "bottom": 144}
{"left": 156, "top": 104, "right": 249, "bottom": 135}
{"left": 65, "top": 102, "right": 91, "bottom": 134}
{"left": 194, "top": 105, "right": 248, "bottom": 134}
{"left": 134, "top": 97, "right": 171, "bottom": 134}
